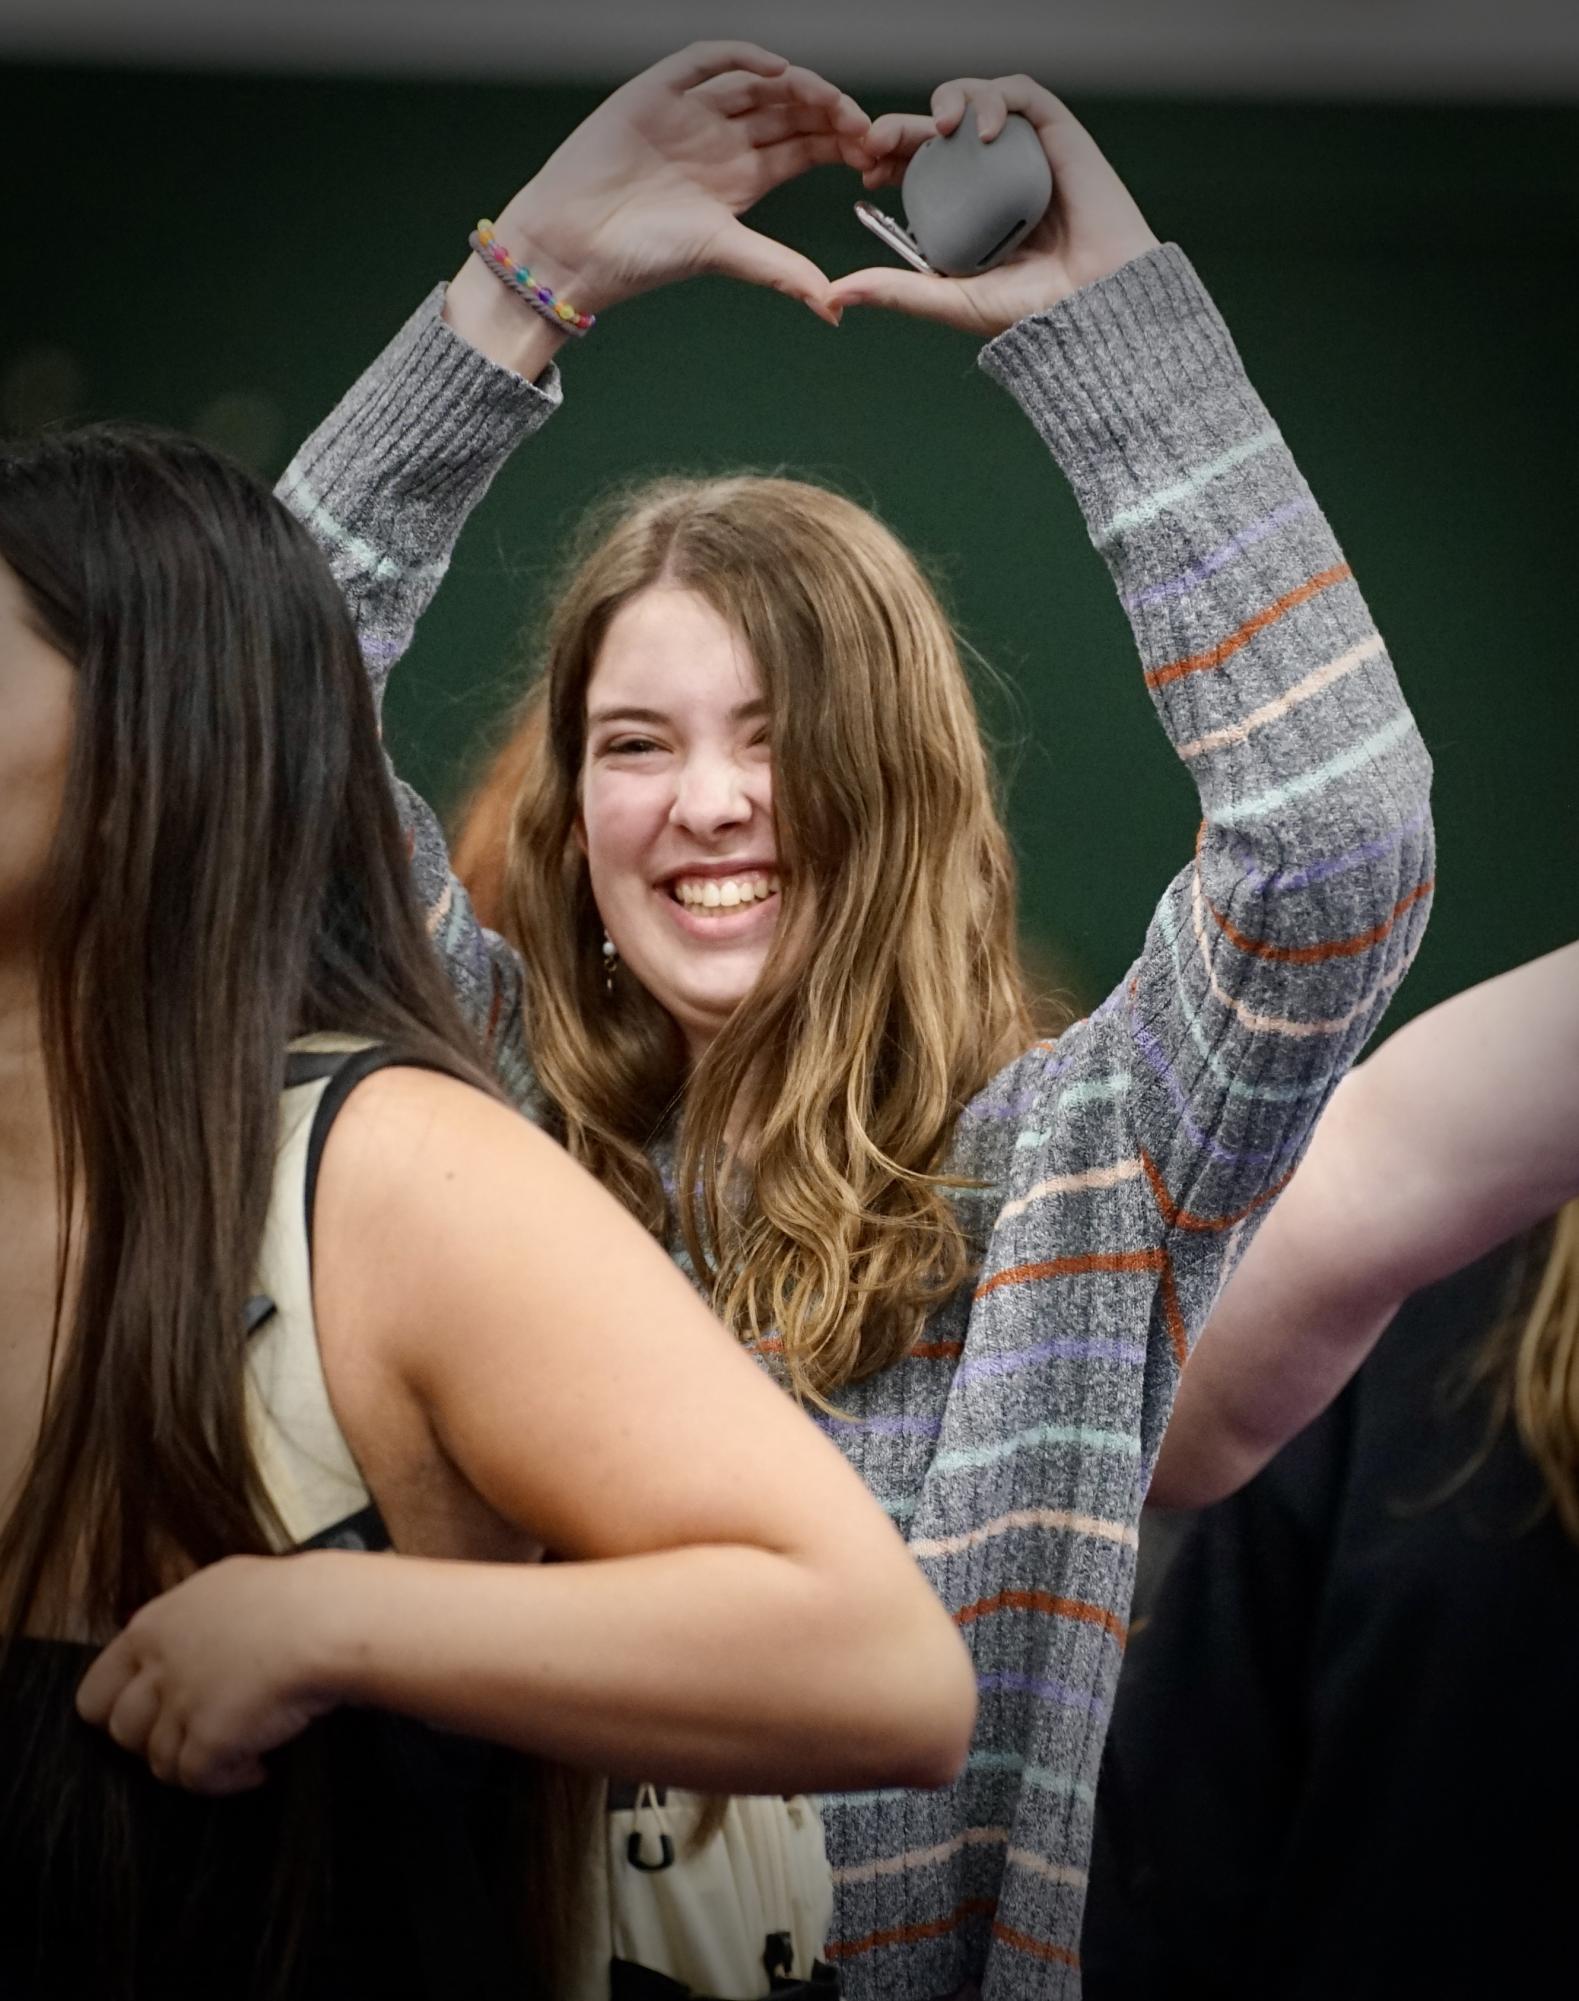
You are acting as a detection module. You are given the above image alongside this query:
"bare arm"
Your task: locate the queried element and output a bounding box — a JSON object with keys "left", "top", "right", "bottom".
{"left": 1149, "top": 941, "right": 1579, "bottom": 1508}
{"left": 80, "top": 1068, "right": 975, "bottom": 1795}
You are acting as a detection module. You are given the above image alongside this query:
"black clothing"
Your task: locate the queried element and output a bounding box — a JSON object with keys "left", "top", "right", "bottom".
{"left": 0, "top": 1046, "right": 534, "bottom": 1998}
{"left": 1083, "top": 1234, "right": 1579, "bottom": 1997}
{"left": 0, "top": 1642, "right": 531, "bottom": 1998}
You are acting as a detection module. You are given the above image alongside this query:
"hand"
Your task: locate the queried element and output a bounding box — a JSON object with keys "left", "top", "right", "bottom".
{"left": 474, "top": 43, "right": 869, "bottom": 323}
{"left": 75, "top": 1553, "right": 345, "bottom": 1795}
{"left": 828, "top": 75, "right": 1160, "bottom": 337}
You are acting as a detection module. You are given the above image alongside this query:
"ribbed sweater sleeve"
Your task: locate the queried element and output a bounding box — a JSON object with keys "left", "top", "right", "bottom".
{"left": 275, "top": 285, "right": 556, "bottom": 1107}
{"left": 972, "top": 242, "right": 1434, "bottom": 1429}
{"left": 816, "top": 250, "right": 1431, "bottom": 2000}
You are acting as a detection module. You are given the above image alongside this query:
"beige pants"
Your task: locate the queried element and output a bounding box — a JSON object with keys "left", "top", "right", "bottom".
{"left": 566, "top": 1786, "right": 834, "bottom": 2000}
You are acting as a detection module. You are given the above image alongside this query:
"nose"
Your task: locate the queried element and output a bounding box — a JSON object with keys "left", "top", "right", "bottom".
{"left": 668, "top": 746, "right": 752, "bottom": 839}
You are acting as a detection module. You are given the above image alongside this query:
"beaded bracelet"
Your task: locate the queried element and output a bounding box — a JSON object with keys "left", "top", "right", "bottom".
{"left": 468, "top": 220, "right": 595, "bottom": 337}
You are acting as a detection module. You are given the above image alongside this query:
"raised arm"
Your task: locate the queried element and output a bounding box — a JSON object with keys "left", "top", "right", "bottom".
{"left": 78, "top": 1065, "right": 976, "bottom": 1796}
{"left": 283, "top": 39, "right": 867, "bottom": 651}
{"left": 276, "top": 43, "right": 870, "bottom": 1089}
{"left": 835, "top": 80, "right": 1434, "bottom": 1389}
{"left": 1149, "top": 941, "right": 1579, "bottom": 1508}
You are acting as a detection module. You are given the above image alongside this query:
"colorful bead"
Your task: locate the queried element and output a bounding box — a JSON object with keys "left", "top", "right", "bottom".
{"left": 466, "top": 222, "right": 595, "bottom": 338}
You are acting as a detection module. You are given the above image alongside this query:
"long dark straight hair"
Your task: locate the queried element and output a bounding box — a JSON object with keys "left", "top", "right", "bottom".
{"left": 0, "top": 424, "right": 575, "bottom": 1992}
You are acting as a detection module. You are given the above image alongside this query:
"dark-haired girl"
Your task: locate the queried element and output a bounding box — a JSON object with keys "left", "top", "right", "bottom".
{"left": 0, "top": 418, "right": 975, "bottom": 1998}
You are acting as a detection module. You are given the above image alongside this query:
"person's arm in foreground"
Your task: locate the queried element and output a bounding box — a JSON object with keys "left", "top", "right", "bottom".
{"left": 276, "top": 44, "right": 868, "bottom": 1073}
{"left": 1150, "top": 940, "right": 1579, "bottom": 1507}
{"left": 77, "top": 1067, "right": 976, "bottom": 1797}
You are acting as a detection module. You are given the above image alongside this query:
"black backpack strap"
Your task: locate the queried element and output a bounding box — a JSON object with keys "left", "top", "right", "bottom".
{"left": 289, "top": 1045, "right": 528, "bottom": 1996}
{"left": 283, "top": 1047, "right": 356, "bottom": 1088}
{"left": 297, "top": 1044, "right": 426, "bottom": 1264}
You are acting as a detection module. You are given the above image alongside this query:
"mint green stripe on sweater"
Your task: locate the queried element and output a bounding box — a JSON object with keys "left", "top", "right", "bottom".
{"left": 1096, "top": 427, "right": 1281, "bottom": 545}
{"left": 821, "top": 1751, "right": 1096, "bottom": 1814}
{"left": 1015, "top": 1071, "right": 1133, "bottom": 1146}
{"left": 1156, "top": 902, "right": 1330, "bottom": 1103}
{"left": 962, "top": 1750, "right": 1097, "bottom": 1807}
{"left": 278, "top": 463, "right": 450, "bottom": 588}
{"left": 934, "top": 1425, "right": 1142, "bottom": 1476}
{"left": 1210, "top": 711, "right": 1416, "bottom": 826}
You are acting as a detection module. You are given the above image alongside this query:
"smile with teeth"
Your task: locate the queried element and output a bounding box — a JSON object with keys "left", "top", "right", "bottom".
{"left": 670, "top": 871, "right": 780, "bottom": 913}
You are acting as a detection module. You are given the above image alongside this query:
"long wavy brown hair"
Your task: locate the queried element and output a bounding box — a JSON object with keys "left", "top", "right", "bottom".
{"left": 1474, "top": 1200, "right": 1579, "bottom": 1540}
{"left": 454, "top": 700, "right": 543, "bottom": 933}
{"left": 0, "top": 423, "right": 582, "bottom": 1995}
{"left": 494, "top": 474, "right": 1038, "bottom": 1405}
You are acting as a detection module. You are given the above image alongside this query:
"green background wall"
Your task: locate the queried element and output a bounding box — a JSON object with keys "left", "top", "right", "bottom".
{"left": 3, "top": 65, "right": 1574, "bottom": 1026}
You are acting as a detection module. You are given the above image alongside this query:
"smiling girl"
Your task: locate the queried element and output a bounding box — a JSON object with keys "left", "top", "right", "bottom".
{"left": 274, "top": 43, "right": 1435, "bottom": 1999}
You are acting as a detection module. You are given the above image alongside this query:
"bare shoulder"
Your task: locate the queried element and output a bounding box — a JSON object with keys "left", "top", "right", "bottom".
{"left": 306, "top": 1063, "right": 590, "bottom": 1346}
{"left": 309, "top": 1060, "right": 689, "bottom": 1359}
{"left": 325, "top": 1061, "right": 533, "bottom": 1152}
{"left": 317, "top": 1063, "right": 571, "bottom": 1214}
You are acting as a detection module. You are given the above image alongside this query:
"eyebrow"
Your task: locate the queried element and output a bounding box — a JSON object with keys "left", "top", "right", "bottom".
{"left": 587, "top": 699, "right": 770, "bottom": 728}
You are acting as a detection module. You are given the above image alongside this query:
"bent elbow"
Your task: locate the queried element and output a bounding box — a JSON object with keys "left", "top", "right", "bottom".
{"left": 915, "top": 1626, "right": 978, "bottom": 1786}
{"left": 899, "top": 1678, "right": 977, "bottom": 1791}
{"left": 854, "top": 1601, "right": 977, "bottom": 1792}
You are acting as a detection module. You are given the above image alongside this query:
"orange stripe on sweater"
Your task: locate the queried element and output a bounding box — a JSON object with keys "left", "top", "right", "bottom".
{"left": 910, "top": 1339, "right": 965, "bottom": 1360}
{"left": 1204, "top": 873, "right": 1435, "bottom": 965}
{"left": 1157, "top": 1256, "right": 1189, "bottom": 1368}
{"left": 1141, "top": 1149, "right": 1297, "bottom": 1235}
{"left": 824, "top": 1895, "right": 999, "bottom": 1960}
{"left": 1144, "top": 562, "right": 1353, "bottom": 690}
{"left": 974, "top": 1249, "right": 1164, "bottom": 1302}
{"left": 956, "top": 1589, "right": 1129, "bottom": 1647}
{"left": 992, "top": 1921, "right": 1081, "bottom": 1970}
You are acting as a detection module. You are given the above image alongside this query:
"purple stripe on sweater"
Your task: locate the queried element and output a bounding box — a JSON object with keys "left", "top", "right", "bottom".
{"left": 955, "top": 1338, "right": 1148, "bottom": 1386}
{"left": 359, "top": 635, "right": 402, "bottom": 662}
{"left": 1128, "top": 1004, "right": 1306, "bottom": 1171}
{"left": 965, "top": 1049, "right": 1082, "bottom": 1123}
{"left": 978, "top": 1670, "right": 1107, "bottom": 1720}
{"left": 817, "top": 1411, "right": 946, "bottom": 1439}
{"left": 969, "top": 1091, "right": 1041, "bottom": 1123}
{"left": 1226, "top": 805, "right": 1429, "bottom": 896}
{"left": 1120, "top": 497, "right": 1316, "bottom": 611}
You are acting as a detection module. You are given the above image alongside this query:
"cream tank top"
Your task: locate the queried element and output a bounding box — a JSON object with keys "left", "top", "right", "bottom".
{"left": 253, "top": 1036, "right": 838, "bottom": 1999}
{"left": 245, "top": 1033, "right": 393, "bottom": 1551}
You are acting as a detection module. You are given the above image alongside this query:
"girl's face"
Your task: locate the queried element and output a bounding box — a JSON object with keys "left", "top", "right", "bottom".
{"left": 578, "top": 586, "right": 784, "bottom": 1063}
{"left": 0, "top": 561, "right": 73, "bottom": 948}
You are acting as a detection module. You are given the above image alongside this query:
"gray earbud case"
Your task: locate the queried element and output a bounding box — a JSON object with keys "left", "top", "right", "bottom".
{"left": 900, "top": 107, "right": 1053, "bottom": 275}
